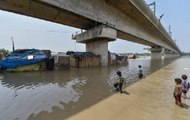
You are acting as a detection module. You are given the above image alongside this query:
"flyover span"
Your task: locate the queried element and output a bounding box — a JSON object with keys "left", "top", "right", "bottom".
{"left": 0, "top": 0, "right": 181, "bottom": 66}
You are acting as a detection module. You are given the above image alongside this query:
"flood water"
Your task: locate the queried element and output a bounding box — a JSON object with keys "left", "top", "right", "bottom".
{"left": 0, "top": 57, "right": 187, "bottom": 120}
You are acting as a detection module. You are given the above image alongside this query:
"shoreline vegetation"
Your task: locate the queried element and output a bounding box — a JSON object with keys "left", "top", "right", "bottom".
{"left": 0, "top": 48, "right": 10, "bottom": 56}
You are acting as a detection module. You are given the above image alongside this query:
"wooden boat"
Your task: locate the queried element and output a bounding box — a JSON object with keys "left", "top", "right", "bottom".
{"left": 0, "top": 49, "right": 48, "bottom": 72}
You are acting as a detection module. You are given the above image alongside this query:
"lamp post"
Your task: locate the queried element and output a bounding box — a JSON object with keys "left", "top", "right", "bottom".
{"left": 159, "top": 14, "right": 164, "bottom": 22}
{"left": 148, "top": 2, "right": 156, "bottom": 15}
{"left": 11, "top": 37, "right": 15, "bottom": 51}
{"left": 168, "top": 25, "right": 172, "bottom": 37}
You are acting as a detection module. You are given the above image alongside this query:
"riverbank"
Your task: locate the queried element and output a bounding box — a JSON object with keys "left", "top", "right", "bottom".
{"left": 66, "top": 57, "right": 190, "bottom": 120}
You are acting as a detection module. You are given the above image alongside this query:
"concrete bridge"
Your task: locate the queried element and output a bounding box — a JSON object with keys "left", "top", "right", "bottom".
{"left": 0, "top": 0, "right": 181, "bottom": 66}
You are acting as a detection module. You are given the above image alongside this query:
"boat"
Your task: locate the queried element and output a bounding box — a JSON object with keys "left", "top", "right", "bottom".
{"left": 6, "top": 63, "right": 44, "bottom": 72}
{"left": 128, "top": 54, "right": 137, "bottom": 59}
{"left": 0, "top": 49, "right": 48, "bottom": 72}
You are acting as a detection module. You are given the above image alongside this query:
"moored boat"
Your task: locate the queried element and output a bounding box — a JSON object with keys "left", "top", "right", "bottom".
{"left": 0, "top": 49, "right": 48, "bottom": 72}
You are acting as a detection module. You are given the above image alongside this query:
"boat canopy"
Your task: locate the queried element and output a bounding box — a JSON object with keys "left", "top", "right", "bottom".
{"left": 0, "top": 49, "right": 48, "bottom": 69}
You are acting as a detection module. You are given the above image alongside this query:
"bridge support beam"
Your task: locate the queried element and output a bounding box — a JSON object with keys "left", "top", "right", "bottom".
{"left": 73, "top": 25, "right": 116, "bottom": 66}
{"left": 149, "top": 46, "right": 163, "bottom": 60}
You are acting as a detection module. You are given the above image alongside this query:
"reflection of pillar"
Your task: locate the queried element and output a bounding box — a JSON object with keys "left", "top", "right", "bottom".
{"left": 73, "top": 25, "right": 116, "bottom": 66}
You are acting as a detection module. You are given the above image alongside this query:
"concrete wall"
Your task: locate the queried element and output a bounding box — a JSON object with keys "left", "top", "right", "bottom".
{"left": 54, "top": 56, "right": 70, "bottom": 70}
{"left": 70, "top": 56, "right": 100, "bottom": 68}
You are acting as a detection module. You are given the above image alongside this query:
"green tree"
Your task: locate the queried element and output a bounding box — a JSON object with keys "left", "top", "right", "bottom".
{"left": 0, "top": 49, "right": 10, "bottom": 56}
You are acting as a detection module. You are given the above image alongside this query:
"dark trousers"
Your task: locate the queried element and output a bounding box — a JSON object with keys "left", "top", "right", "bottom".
{"left": 114, "top": 83, "right": 123, "bottom": 93}
{"left": 173, "top": 93, "right": 181, "bottom": 104}
{"left": 139, "top": 74, "right": 143, "bottom": 78}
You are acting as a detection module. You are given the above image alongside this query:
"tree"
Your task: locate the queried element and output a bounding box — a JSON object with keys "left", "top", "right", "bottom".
{"left": 0, "top": 49, "right": 10, "bottom": 56}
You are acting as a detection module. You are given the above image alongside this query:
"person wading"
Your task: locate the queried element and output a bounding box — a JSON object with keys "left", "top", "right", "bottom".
{"left": 114, "top": 71, "right": 124, "bottom": 94}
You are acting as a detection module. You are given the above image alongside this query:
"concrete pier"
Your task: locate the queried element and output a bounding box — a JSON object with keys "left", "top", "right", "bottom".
{"left": 151, "top": 51, "right": 162, "bottom": 60}
{"left": 149, "top": 46, "right": 163, "bottom": 60}
{"left": 73, "top": 25, "right": 116, "bottom": 66}
{"left": 86, "top": 39, "right": 108, "bottom": 66}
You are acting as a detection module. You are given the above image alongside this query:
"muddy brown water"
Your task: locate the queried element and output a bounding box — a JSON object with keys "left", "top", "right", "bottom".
{"left": 0, "top": 57, "right": 187, "bottom": 120}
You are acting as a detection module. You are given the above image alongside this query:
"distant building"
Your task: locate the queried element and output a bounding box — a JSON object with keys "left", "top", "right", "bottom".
{"left": 51, "top": 52, "right": 70, "bottom": 70}
{"left": 128, "top": 54, "right": 136, "bottom": 59}
{"left": 108, "top": 52, "right": 128, "bottom": 65}
{"left": 67, "top": 51, "right": 100, "bottom": 68}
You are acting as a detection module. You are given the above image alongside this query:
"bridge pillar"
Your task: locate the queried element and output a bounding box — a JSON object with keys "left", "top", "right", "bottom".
{"left": 164, "top": 50, "right": 181, "bottom": 59}
{"left": 149, "top": 46, "right": 163, "bottom": 60}
{"left": 72, "top": 25, "right": 116, "bottom": 66}
{"left": 164, "top": 50, "right": 173, "bottom": 59}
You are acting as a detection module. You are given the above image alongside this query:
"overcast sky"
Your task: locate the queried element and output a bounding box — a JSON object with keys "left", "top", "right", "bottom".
{"left": 0, "top": 0, "right": 189, "bottom": 53}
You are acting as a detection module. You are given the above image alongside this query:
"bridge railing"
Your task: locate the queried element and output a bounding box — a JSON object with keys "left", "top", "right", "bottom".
{"left": 130, "top": 0, "right": 181, "bottom": 53}
{"left": 72, "top": 29, "right": 87, "bottom": 39}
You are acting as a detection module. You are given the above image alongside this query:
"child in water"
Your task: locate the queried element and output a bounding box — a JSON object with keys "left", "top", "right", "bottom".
{"left": 173, "top": 78, "right": 182, "bottom": 106}
{"left": 138, "top": 65, "right": 143, "bottom": 78}
{"left": 114, "top": 71, "right": 124, "bottom": 94}
{"left": 181, "top": 74, "right": 190, "bottom": 99}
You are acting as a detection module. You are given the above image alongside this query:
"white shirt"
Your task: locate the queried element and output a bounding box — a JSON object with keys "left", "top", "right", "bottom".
{"left": 181, "top": 79, "right": 190, "bottom": 91}
{"left": 139, "top": 68, "right": 142, "bottom": 74}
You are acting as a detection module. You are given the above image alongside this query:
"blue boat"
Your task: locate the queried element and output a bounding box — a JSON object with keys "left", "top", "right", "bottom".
{"left": 0, "top": 49, "right": 48, "bottom": 69}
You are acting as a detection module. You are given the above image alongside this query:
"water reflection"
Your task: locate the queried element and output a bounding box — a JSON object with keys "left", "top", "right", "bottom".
{"left": 0, "top": 75, "right": 4, "bottom": 79}
{"left": 0, "top": 57, "right": 178, "bottom": 120}
{"left": 107, "top": 58, "right": 177, "bottom": 88}
{"left": 0, "top": 71, "right": 87, "bottom": 120}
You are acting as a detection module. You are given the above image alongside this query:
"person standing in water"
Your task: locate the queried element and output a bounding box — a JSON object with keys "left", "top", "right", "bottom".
{"left": 181, "top": 74, "right": 190, "bottom": 99}
{"left": 138, "top": 65, "right": 143, "bottom": 78}
{"left": 114, "top": 71, "right": 124, "bottom": 94}
{"left": 173, "top": 78, "right": 182, "bottom": 107}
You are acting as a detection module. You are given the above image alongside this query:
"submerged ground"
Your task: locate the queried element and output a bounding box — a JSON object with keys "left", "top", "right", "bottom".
{"left": 0, "top": 57, "right": 189, "bottom": 120}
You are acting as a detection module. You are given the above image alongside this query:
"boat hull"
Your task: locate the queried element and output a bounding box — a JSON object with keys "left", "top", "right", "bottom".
{"left": 0, "top": 49, "right": 48, "bottom": 70}
{"left": 6, "top": 62, "right": 45, "bottom": 72}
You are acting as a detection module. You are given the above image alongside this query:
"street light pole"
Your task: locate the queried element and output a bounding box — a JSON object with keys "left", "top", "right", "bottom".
{"left": 169, "top": 25, "right": 172, "bottom": 37}
{"left": 159, "top": 14, "right": 164, "bottom": 22}
{"left": 148, "top": 2, "right": 156, "bottom": 15}
{"left": 11, "top": 37, "right": 15, "bottom": 51}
